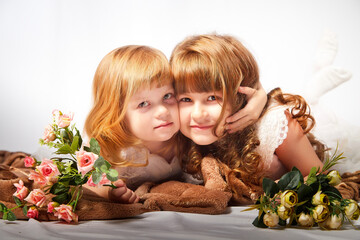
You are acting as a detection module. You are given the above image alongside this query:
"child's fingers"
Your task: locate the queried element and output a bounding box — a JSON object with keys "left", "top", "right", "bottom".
{"left": 237, "top": 86, "right": 256, "bottom": 99}
{"left": 226, "top": 118, "right": 253, "bottom": 133}
{"left": 226, "top": 109, "right": 246, "bottom": 124}
{"left": 112, "top": 185, "right": 127, "bottom": 198}
{"left": 113, "top": 179, "right": 126, "bottom": 188}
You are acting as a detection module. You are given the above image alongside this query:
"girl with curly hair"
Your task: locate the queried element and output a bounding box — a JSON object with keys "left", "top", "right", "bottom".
{"left": 170, "top": 34, "right": 326, "bottom": 204}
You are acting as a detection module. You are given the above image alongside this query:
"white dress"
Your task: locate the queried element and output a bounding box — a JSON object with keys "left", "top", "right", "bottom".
{"left": 256, "top": 101, "right": 291, "bottom": 180}
{"left": 115, "top": 147, "right": 183, "bottom": 190}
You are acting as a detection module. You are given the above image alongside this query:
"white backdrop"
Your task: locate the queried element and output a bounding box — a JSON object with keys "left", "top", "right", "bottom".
{"left": 1, "top": 0, "right": 359, "bottom": 154}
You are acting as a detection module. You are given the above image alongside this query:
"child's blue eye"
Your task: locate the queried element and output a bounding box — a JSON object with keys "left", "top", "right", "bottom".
{"left": 163, "top": 93, "right": 173, "bottom": 100}
{"left": 179, "top": 97, "right": 192, "bottom": 102}
{"left": 138, "top": 101, "right": 149, "bottom": 108}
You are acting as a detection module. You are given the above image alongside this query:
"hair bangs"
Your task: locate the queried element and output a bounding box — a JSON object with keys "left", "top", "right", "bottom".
{"left": 174, "top": 52, "right": 223, "bottom": 95}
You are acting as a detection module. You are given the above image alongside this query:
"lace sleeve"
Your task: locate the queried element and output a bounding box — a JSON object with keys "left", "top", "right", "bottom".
{"left": 256, "top": 104, "right": 289, "bottom": 168}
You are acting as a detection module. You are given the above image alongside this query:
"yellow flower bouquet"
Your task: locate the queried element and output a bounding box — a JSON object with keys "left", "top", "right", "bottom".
{"left": 246, "top": 150, "right": 360, "bottom": 230}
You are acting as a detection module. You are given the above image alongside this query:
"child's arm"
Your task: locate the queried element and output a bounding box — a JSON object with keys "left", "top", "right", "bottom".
{"left": 83, "top": 179, "right": 139, "bottom": 204}
{"left": 226, "top": 82, "right": 267, "bottom": 133}
{"left": 275, "top": 112, "right": 323, "bottom": 176}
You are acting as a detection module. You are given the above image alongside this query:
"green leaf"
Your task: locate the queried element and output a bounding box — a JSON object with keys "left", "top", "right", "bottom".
{"left": 89, "top": 138, "right": 101, "bottom": 155}
{"left": 50, "top": 183, "right": 70, "bottom": 195}
{"left": 106, "top": 169, "right": 119, "bottom": 182}
{"left": 94, "top": 157, "right": 111, "bottom": 171}
{"left": 92, "top": 171, "right": 102, "bottom": 184}
{"left": 252, "top": 212, "right": 268, "bottom": 228}
{"left": 52, "top": 192, "right": 70, "bottom": 204}
{"left": 278, "top": 170, "right": 302, "bottom": 191}
{"left": 13, "top": 196, "right": 22, "bottom": 206}
{"left": 69, "top": 175, "right": 87, "bottom": 186}
{"left": 22, "top": 205, "right": 28, "bottom": 216}
{"left": 297, "top": 183, "right": 314, "bottom": 202}
{"left": 84, "top": 146, "right": 91, "bottom": 152}
{"left": 55, "top": 144, "right": 74, "bottom": 155}
{"left": 6, "top": 211, "right": 16, "bottom": 221}
{"left": 71, "top": 136, "right": 80, "bottom": 152}
{"left": 76, "top": 129, "right": 83, "bottom": 150}
{"left": 0, "top": 203, "right": 7, "bottom": 212}
{"left": 262, "top": 178, "right": 279, "bottom": 198}
{"left": 323, "top": 186, "right": 343, "bottom": 200}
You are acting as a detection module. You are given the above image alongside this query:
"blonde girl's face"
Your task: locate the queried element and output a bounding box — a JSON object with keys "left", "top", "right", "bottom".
{"left": 177, "top": 91, "right": 231, "bottom": 145}
{"left": 125, "top": 83, "right": 180, "bottom": 144}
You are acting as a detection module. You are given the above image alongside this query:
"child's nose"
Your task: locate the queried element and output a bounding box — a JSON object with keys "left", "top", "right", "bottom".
{"left": 156, "top": 104, "right": 169, "bottom": 119}
{"left": 191, "top": 103, "right": 208, "bottom": 121}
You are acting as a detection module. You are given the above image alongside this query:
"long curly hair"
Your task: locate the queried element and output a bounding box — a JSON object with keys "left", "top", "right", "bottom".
{"left": 84, "top": 45, "right": 174, "bottom": 166}
{"left": 170, "top": 34, "right": 326, "bottom": 190}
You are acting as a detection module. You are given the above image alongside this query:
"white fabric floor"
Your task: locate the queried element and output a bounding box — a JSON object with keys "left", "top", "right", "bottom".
{"left": 1, "top": 206, "right": 359, "bottom": 240}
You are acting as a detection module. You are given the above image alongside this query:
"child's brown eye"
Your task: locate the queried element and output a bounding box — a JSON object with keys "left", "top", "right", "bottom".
{"left": 179, "top": 97, "right": 191, "bottom": 102}
{"left": 208, "top": 96, "right": 216, "bottom": 101}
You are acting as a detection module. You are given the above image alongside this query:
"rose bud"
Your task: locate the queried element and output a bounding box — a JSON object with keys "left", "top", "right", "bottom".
{"left": 263, "top": 211, "right": 279, "bottom": 228}
{"left": 280, "top": 190, "right": 298, "bottom": 208}
{"left": 42, "top": 125, "right": 56, "bottom": 143}
{"left": 24, "top": 156, "right": 36, "bottom": 168}
{"left": 312, "top": 204, "right": 330, "bottom": 223}
{"left": 27, "top": 206, "right": 39, "bottom": 219}
{"left": 312, "top": 191, "right": 329, "bottom": 206}
{"left": 76, "top": 150, "right": 98, "bottom": 176}
{"left": 277, "top": 204, "right": 293, "bottom": 220}
{"left": 47, "top": 201, "right": 60, "bottom": 213}
{"left": 327, "top": 170, "right": 341, "bottom": 186}
{"left": 297, "top": 212, "right": 314, "bottom": 227}
{"left": 319, "top": 214, "right": 343, "bottom": 230}
{"left": 345, "top": 199, "right": 360, "bottom": 220}
{"left": 13, "top": 180, "right": 29, "bottom": 201}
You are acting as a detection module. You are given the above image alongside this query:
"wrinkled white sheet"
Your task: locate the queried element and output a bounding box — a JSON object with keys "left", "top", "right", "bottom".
{"left": 1, "top": 206, "right": 359, "bottom": 240}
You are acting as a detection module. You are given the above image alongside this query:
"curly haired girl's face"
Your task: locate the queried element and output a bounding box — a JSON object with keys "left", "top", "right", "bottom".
{"left": 125, "top": 83, "right": 180, "bottom": 143}
{"left": 177, "top": 91, "right": 231, "bottom": 145}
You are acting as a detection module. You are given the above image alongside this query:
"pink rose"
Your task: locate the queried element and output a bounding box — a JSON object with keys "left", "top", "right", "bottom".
{"left": 47, "top": 201, "right": 59, "bottom": 213}
{"left": 87, "top": 173, "right": 111, "bottom": 187}
{"left": 36, "top": 159, "right": 60, "bottom": 178}
{"left": 24, "top": 189, "right": 46, "bottom": 207}
{"left": 76, "top": 150, "right": 98, "bottom": 176}
{"left": 29, "top": 171, "right": 49, "bottom": 186}
{"left": 42, "top": 125, "right": 56, "bottom": 143}
{"left": 24, "top": 156, "right": 36, "bottom": 167}
{"left": 13, "top": 180, "right": 29, "bottom": 201}
{"left": 54, "top": 204, "right": 78, "bottom": 223}
{"left": 53, "top": 109, "right": 74, "bottom": 128}
{"left": 27, "top": 206, "right": 39, "bottom": 219}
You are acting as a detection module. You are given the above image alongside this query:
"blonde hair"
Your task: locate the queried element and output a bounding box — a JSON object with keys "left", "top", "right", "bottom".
{"left": 170, "top": 34, "right": 325, "bottom": 196}
{"left": 84, "top": 45, "right": 172, "bottom": 166}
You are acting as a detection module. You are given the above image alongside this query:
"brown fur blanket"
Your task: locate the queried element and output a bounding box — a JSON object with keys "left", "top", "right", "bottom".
{"left": 0, "top": 151, "right": 231, "bottom": 221}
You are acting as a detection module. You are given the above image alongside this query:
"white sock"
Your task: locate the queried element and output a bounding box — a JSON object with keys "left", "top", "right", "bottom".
{"left": 313, "top": 30, "right": 338, "bottom": 72}
{"left": 305, "top": 66, "right": 352, "bottom": 104}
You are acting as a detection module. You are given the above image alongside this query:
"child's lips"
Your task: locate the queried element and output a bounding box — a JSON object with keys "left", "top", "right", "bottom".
{"left": 190, "top": 125, "right": 213, "bottom": 130}
{"left": 154, "top": 122, "right": 173, "bottom": 129}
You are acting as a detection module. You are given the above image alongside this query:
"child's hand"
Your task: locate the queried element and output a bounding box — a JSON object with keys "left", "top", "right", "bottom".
{"left": 109, "top": 179, "right": 140, "bottom": 204}
{"left": 225, "top": 84, "right": 267, "bottom": 133}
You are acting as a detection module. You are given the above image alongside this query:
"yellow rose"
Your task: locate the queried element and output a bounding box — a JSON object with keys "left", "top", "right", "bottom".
{"left": 277, "top": 204, "right": 293, "bottom": 220}
{"left": 327, "top": 170, "right": 342, "bottom": 186}
{"left": 319, "top": 214, "right": 343, "bottom": 230}
{"left": 280, "top": 190, "right": 298, "bottom": 208}
{"left": 297, "top": 212, "right": 314, "bottom": 227}
{"left": 345, "top": 200, "right": 360, "bottom": 220}
{"left": 312, "top": 205, "right": 330, "bottom": 223}
{"left": 263, "top": 211, "right": 279, "bottom": 228}
{"left": 311, "top": 191, "right": 329, "bottom": 206}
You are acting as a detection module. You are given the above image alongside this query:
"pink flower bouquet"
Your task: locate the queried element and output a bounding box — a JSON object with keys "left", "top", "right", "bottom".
{"left": 0, "top": 110, "right": 118, "bottom": 223}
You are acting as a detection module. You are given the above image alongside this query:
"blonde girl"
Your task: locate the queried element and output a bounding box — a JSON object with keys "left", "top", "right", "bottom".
{"left": 84, "top": 45, "right": 181, "bottom": 203}
{"left": 170, "top": 34, "right": 325, "bottom": 203}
